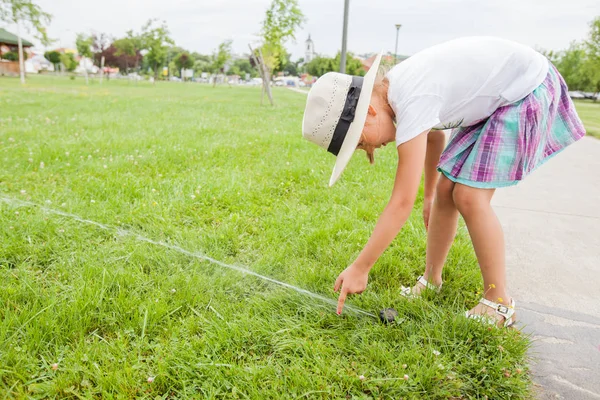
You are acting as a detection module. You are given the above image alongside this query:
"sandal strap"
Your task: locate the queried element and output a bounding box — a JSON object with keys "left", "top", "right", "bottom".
{"left": 477, "top": 298, "right": 516, "bottom": 327}
{"left": 417, "top": 276, "right": 442, "bottom": 292}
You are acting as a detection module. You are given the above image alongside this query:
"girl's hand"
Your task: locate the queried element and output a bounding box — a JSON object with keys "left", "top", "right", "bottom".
{"left": 423, "top": 197, "right": 434, "bottom": 231}
{"left": 334, "top": 264, "right": 369, "bottom": 314}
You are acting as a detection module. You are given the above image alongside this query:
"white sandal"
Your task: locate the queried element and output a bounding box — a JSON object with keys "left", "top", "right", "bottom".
{"left": 466, "top": 298, "right": 516, "bottom": 328}
{"left": 400, "top": 276, "right": 442, "bottom": 298}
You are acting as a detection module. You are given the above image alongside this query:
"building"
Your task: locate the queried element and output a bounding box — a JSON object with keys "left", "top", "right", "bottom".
{"left": 0, "top": 27, "right": 33, "bottom": 58}
{"left": 0, "top": 28, "right": 34, "bottom": 76}
{"left": 305, "top": 34, "right": 315, "bottom": 63}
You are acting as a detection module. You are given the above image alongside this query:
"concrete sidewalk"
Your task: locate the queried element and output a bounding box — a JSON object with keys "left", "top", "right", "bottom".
{"left": 492, "top": 137, "right": 600, "bottom": 399}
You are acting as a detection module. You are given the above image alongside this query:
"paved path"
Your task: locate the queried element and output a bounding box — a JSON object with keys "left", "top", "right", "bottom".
{"left": 492, "top": 137, "right": 600, "bottom": 399}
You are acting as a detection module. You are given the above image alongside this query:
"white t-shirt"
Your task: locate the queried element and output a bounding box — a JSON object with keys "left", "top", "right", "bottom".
{"left": 386, "top": 36, "right": 549, "bottom": 146}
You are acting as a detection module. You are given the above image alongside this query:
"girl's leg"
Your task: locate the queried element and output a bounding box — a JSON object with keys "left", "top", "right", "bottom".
{"left": 413, "top": 175, "right": 460, "bottom": 293}
{"left": 452, "top": 183, "right": 512, "bottom": 322}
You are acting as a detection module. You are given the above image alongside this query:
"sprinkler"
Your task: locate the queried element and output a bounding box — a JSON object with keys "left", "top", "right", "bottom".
{"left": 379, "top": 308, "right": 399, "bottom": 324}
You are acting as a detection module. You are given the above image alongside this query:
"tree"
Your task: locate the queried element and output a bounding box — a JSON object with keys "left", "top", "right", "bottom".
{"left": 584, "top": 17, "right": 600, "bottom": 96}
{"left": 554, "top": 42, "right": 588, "bottom": 91}
{"left": 76, "top": 33, "right": 94, "bottom": 84}
{"left": 0, "top": 0, "right": 52, "bottom": 83}
{"left": 282, "top": 61, "right": 297, "bottom": 76}
{"left": 306, "top": 52, "right": 365, "bottom": 77}
{"left": 44, "top": 50, "right": 60, "bottom": 70}
{"left": 334, "top": 52, "right": 365, "bottom": 76}
{"left": 174, "top": 52, "right": 194, "bottom": 79}
{"left": 140, "top": 19, "right": 174, "bottom": 80}
{"left": 211, "top": 40, "right": 232, "bottom": 86}
{"left": 113, "top": 30, "right": 143, "bottom": 74}
{"left": 231, "top": 58, "right": 257, "bottom": 78}
{"left": 260, "top": 0, "right": 304, "bottom": 74}
{"left": 60, "top": 52, "right": 77, "bottom": 73}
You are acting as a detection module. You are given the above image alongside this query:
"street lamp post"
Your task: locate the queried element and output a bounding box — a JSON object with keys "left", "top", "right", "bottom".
{"left": 394, "top": 24, "right": 402, "bottom": 64}
{"left": 340, "top": 0, "right": 350, "bottom": 73}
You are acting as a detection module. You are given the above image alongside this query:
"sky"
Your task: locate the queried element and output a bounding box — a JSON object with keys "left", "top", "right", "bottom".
{"left": 3, "top": 0, "right": 599, "bottom": 59}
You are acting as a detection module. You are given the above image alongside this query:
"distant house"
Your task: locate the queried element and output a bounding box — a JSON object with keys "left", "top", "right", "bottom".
{"left": 0, "top": 28, "right": 33, "bottom": 58}
{"left": 0, "top": 28, "right": 34, "bottom": 75}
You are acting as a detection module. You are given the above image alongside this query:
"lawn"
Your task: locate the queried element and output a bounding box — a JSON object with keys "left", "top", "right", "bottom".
{"left": 574, "top": 99, "right": 600, "bottom": 138}
{"left": 1, "top": 76, "right": 531, "bottom": 399}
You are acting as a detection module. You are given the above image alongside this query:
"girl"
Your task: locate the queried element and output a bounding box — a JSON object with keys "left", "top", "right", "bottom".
{"left": 301, "top": 36, "right": 585, "bottom": 327}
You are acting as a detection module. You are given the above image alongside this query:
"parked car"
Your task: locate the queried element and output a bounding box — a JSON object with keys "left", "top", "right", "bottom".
{"left": 569, "top": 91, "right": 585, "bottom": 99}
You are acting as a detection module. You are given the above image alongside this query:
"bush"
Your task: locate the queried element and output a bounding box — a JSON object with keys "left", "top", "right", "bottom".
{"left": 1, "top": 51, "right": 23, "bottom": 61}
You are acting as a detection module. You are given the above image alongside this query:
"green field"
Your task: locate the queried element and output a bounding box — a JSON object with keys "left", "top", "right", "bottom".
{"left": 0, "top": 76, "right": 531, "bottom": 399}
{"left": 574, "top": 99, "right": 600, "bottom": 138}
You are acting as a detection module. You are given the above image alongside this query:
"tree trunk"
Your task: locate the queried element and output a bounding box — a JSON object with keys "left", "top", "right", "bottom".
{"left": 100, "top": 56, "right": 105, "bottom": 85}
{"left": 83, "top": 57, "right": 89, "bottom": 85}
{"left": 17, "top": 23, "right": 25, "bottom": 84}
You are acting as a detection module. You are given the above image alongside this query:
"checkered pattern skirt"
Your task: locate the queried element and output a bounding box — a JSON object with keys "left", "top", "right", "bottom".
{"left": 438, "top": 62, "right": 586, "bottom": 188}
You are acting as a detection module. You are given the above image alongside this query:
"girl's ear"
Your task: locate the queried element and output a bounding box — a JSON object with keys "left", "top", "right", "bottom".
{"left": 367, "top": 104, "right": 377, "bottom": 116}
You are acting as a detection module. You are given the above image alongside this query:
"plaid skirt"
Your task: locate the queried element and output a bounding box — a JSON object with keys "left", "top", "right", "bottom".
{"left": 438, "top": 62, "right": 586, "bottom": 188}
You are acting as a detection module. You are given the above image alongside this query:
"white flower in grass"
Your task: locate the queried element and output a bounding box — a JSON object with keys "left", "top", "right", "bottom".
{"left": 65, "top": 152, "right": 70, "bottom": 156}
{"left": 432, "top": 350, "right": 441, "bottom": 356}
{"left": 147, "top": 376, "right": 154, "bottom": 383}
{"left": 66, "top": 163, "right": 70, "bottom": 166}
{"left": 103, "top": 165, "right": 107, "bottom": 169}
{"left": 40, "top": 162, "right": 45, "bottom": 169}
{"left": 20, "top": 190, "right": 26, "bottom": 195}
{"left": 403, "top": 374, "right": 409, "bottom": 381}
{"left": 28, "top": 158, "right": 33, "bottom": 163}
{"left": 191, "top": 195, "right": 196, "bottom": 199}
{"left": 61, "top": 203, "right": 66, "bottom": 207}
{"left": 170, "top": 288, "right": 176, "bottom": 293}
{"left": 151, "top": 189, "right": 156, "bottom": 192}
{"left": 402, "top": 364, "right": 407, "bottom": 369}
{"left": 14, "top": 211, "right": 19, "bottom": 215}
{"left": 51, "top": 363, "right": 58, "bottom": 371}
{"left": 91, "top": 200, "right": 96, "bottom": 204}
{"left": 59, "top": 229, "right": 64, "bottom": 233}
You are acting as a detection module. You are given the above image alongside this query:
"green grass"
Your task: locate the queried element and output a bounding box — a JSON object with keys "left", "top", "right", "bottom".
{"left": 574, "top": 99, "right": 600, "bottom": 138}
{"left": 1, "top": 75, "right": 531, "bottom": 399}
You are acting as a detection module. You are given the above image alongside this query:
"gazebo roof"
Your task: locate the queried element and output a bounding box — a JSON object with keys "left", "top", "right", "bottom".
{"left": 0, "top": 28, "right": 34, "bottom": 47}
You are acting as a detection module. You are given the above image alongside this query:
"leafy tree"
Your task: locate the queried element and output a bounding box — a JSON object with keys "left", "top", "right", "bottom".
{"left": 584, "top": 17, "right": 600, "bottom": 95}
{"left": 334, "top": 52, "right": 365, "bottom": 76}
{"left": 232, "top": 58, "right": 257, "bottom": 78}
{"left": 260, "top": 0, "right": 304, "bottom": 73}
{"left": 0, "top": 0, "right": 51, "bottom": 43}
{"left": 76, "top": 33, "right": 94, "bottom": 83}
{"left": 44, "top": 50, "right": 60, "bottom": 65}
{"left": 140, "top": 19, "right": 174, "bottom": 80}
{"left": 0, "top": 0, "right": 52, "bottom": 83}
{"left": 60, "top": 52, "right": 77, "bottom": 72}
{"left": 191, "top": 52, "right": 211, "bottom": 63}
{"left": 113, "top": 30, "right": 143, "bottom": 73}
{"left": 282, "top": 61, "right": 297, "bottom": 76}
{"left": 211, "top": 40, "right": 232, "bottom": 86}
{"left": 174, "top": 52, "right": 194, "bottom": 77}
{"left": 306, "top": 56, "right": 335, "bottom": 77}
{"left": 306, "top": 52, "right": 364, "bottom": 77}
{"left": 554, "top": 42, "right": 588, "bottom": 91}
{"left": 193, "top": 59, "right": 211, "bottom": 74}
